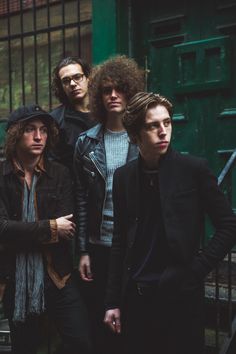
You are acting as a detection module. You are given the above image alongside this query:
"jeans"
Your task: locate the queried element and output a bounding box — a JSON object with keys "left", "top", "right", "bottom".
{"left": 3, "top": 272, "right": 91, "bottom": 354}
{"left": 80, "top": 244, "right": 121, "bottom": 354}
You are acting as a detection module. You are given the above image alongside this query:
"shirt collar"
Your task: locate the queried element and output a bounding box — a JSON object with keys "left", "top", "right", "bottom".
{"left": 12, "top": 156, "right": 46, "bottom": 177}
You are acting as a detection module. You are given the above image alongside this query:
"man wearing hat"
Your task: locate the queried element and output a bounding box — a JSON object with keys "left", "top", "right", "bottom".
{"left": 0, "top": 104, "right": 91, "bottom": 354}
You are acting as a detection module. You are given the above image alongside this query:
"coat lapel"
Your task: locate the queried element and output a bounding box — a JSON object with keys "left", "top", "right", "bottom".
{"left": 87, "top": 124, "right": 107, "bottom": 179}
{"left": 158, "top": 147, "right": 176, "bottom": 210}
{"left": 125, "top": 158, "right": 141, "bottom": 217}
{"left": 126, "top": 158, "right": 141, "bottom": 246}
{"left": 90, "top": 139, "right": 107, "bottom": 179}
{"left": 127, "top": 148, "right": 177, "bottom": 217}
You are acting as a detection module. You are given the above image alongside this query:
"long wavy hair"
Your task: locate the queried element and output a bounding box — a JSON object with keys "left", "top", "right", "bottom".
{"left": 5, "top": 118, "right": 59, "bottom": 160}
{"left": 89, "top": 55, "right": 145, "bottom": 124}
{"left": 52, "top": 56, "right": 91, "bottom": 105}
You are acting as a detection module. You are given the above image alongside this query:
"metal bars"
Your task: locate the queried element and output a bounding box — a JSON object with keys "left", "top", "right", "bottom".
{"left": 0, "top": 0, "right": 92, "bottom": 115}
{"left": 33, "top": 0, "right": 39, "bottom": 104}
{"left": 213, "top": 151, "right": 236, "bottom": 354}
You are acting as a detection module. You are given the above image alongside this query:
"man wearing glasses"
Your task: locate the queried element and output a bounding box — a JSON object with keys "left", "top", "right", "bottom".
{"left": 51, "top": 57, "right": 95, "bottom": 171}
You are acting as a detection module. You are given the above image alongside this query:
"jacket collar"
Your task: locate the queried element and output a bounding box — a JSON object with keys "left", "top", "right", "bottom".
{"left": 86, "top": 123, "right": 104, "bottom": 141}
{"left": 157, "top": 146, "right": 176, "bottom": 206}
{"left": 2, "top": 157, "right": 52, "bottom": 178}
{"left": 51, "top": 104, "right": 91, "bottom": 127}
{"left": 134, "top": 147, "right": 175, "bottom": 210}
{"left": 127, "top": 142, "right": 138, "bottom": 163}
{"left": 86, "top": 124, "right": 139, "bottom": 154}
{"left": 85, "top": 123, "right": 138, "bottom": 179}
{"left": 2, "top": 160, "right": 14, "bottom": 176}
{"left": 136, "top": 146, "right": 173, "bottom": 171}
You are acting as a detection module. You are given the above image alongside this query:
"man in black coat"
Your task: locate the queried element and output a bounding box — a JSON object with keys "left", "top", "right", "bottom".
{"left": 104, "top": 92, "right": 236, "bottom": 354}
{"left": 0, "top": 104, "right": 91, "bottom": 354}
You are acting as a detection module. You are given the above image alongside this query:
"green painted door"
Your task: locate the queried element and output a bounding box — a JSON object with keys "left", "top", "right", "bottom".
{"left": 132, "top": 0, "right": 236, "bottom": 202}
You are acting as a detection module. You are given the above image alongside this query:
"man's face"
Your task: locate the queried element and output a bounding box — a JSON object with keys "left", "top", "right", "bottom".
{"left": 59, "top": 63, "right": 89, "bottom": 104}
{"left": 137, "top": 104, "right": 172, "bottom": 164}
{"left": 17, "top": 118, "right": 48, "bottom": 158}
{"left": 102, "top": 84, "right": 127, "bottom": 116}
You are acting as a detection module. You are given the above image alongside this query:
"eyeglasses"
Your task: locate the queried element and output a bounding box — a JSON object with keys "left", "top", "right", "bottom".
{"left": 101, "top": 85, "right": 124, "bottom": 95}
{"left": 61, "top": 73, "right": 85, "bottom": 86}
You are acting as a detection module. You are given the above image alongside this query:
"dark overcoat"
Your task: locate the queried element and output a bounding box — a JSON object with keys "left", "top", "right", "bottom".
{"left": 106, "top": 148, "right": 236, "bottom": 308}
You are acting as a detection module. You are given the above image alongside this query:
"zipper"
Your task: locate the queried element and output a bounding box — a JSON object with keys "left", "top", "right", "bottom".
{"left": 89, "top": 151, "right": 107, "bottom": 236}
{"left": 89, "top": 151, "right": 106, "bottom": 180}
{"left": 83, "top": 165, "right": 95, "bottom": 178}
{"left": 83, "top": 154, "right": 91, "bottom": 162}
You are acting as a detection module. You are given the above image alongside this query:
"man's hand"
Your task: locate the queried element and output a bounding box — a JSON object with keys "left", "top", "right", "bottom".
{"left": 104, "top": 308, "right": 121, "bottom": 334}
{"left": 56, "top": 214, "right": 76, "bottom": 240}
{"left": 79, "top": 254, "right": 93, "bottom": 281}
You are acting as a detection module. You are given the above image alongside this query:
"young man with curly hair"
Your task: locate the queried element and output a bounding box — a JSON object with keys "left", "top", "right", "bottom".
{"left": 104, "top": 92, "right": 236, "bottom": 354}
{"left": 0, "top": 104, "right": 91, "bottom": 354}
{"left": 74, "top": 55, "right": 144, "bottom": 354}
{"left": 51, "top": 57, "right": 95, "bottom": 171}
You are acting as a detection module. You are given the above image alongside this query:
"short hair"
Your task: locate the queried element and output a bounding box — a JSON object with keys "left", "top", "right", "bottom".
{"left": 4, "top": 118, "right": 59, "bottom": 160}
{"left": 123, "top": 92, "right": 173, "bottom": 142}
{"left": 89, "top": 55, "right": 145, "bottom": 124}
{"left": 52, "top": 56, "right": 91, "bottom": 105}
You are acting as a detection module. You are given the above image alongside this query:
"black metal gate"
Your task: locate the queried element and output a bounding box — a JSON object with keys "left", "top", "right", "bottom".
{"left": 0, "top": 0, "right": 92, "bottom": 118}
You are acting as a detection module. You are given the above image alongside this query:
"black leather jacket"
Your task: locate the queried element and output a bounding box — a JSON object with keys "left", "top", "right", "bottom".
{"left": 50, "top": 105, "right": 94, "bottom": 172}
{"left": 74, "top": 123, "right": 138, "bottom": 254}
{"left": 0, "top": 159, "right": 74, "bottom": 281}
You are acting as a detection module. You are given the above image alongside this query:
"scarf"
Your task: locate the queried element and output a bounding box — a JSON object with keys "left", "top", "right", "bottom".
{"left": 13, "top": 174, "right": 45, "bottom": 322}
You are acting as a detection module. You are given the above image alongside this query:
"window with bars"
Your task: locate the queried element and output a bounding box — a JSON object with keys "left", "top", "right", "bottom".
{"left": 0, "top": 0, "right": 92, "bottom": 118}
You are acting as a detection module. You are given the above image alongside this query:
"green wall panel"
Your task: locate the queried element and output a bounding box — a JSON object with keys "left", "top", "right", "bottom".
{"left": 92, "top": 0, "right": 117, "bottom": 64}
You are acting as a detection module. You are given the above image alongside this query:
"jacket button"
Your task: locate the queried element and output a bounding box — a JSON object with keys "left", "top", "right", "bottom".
{"left": 135, "top": 217, "right": 139, "bottom": 222}
{"left": 127, "top": 267, "right": 131, "bottom": 271}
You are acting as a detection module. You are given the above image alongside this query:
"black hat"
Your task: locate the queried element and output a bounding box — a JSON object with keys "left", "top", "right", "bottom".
{"left": 6, "top": 104, "right": 54, "bottom": 131}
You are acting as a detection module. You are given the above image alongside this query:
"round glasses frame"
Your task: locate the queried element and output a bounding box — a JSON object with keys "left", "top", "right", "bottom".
{"left": 61, "top": 73, "right": 85, "bottom": 86}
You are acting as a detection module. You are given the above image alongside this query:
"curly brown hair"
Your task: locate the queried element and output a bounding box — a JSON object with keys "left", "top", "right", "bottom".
{"left": 88, "top": 55, "right": 145, "bottom": 123}
{"left": 52, "top": 56, "right": 91, "bottom": 105}
{"left": 123, "top": 92, "right": 173, "bottom": 143}
{"left": 5, "top": 118, "right": 59, "bottom": 160}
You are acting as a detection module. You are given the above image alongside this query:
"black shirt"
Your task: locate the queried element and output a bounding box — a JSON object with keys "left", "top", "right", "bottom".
{"left": 132, "top": 164, "right": 171, "bottom": 284}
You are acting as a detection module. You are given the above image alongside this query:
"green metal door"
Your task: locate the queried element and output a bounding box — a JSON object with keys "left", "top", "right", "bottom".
{"left": 132, "top": 0, "right": 236, "bottom": 189}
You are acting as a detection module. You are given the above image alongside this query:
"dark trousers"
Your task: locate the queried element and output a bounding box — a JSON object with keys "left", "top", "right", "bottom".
{"left": 3, "top": 272, "right": 91, "bottom": 354}
{"left": 121, "top": 282, "right": 205, "bottom": 354}
{"left": 80, "top": 244, "right": 121, "bottom": 354}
